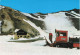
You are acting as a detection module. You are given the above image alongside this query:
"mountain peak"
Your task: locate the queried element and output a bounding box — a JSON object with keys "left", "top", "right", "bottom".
{"left": 70, "top": 9, "right": 80, "bottom": 13}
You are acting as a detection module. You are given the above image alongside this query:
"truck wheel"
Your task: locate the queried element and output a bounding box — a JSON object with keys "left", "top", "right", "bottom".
{"left": 77, "top": 47, "right": 80, "bottom": 49}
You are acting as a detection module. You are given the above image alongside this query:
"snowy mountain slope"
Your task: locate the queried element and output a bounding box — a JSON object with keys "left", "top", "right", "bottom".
{"left": 22, "top": 10, "right": 80, "bottom": 43}
{"left": 22, "top": 10, "right": 80, "bottom": 38}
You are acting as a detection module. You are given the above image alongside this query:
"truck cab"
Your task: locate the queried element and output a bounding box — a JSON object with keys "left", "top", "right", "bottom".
{"left": 55, "top": 29, "right": 68, "bottom": 43}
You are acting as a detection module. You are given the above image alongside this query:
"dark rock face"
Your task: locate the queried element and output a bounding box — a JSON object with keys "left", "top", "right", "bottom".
{"left": 65, "top": 13, "right": 75, "bottom": 17}
{"left": 70, "top": 9, "right": 80, "bottom": 14}
{"left": 30, "top": 13, "right": 38, "bottom": 18}
{"left": 65, "top": 9, "right": 80, "bottom": 30}
{"left": 70, "top": 18, "right": 79, "bottom": 30}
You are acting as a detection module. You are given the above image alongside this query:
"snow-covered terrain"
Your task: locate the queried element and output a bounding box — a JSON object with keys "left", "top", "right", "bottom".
{"left": 0, "top": 35, "right": 80, "bottom": 55}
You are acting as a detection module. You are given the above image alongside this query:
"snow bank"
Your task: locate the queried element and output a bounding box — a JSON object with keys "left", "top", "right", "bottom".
{"left": 0, "top": 35, "right": 14, "bottom": 43}
{"left": 0, "top": 40, "right": 80, "bottom": 55}
{"left": 18, "top": 37, "right": 41, "bottom": 40}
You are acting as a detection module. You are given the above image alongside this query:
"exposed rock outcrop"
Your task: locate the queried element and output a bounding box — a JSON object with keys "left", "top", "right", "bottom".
{"left": 0, "top": 6, "right": 40, "bottom": 37}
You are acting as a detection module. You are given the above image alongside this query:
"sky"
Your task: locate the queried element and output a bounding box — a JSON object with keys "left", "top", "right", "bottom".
{"left": 0, "top": 0, "right": 79, "bottom": 13}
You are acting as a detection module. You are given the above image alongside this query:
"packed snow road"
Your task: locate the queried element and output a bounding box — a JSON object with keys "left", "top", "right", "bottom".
{"left": 0, "top": 35, "right": 80, "bottom": 55}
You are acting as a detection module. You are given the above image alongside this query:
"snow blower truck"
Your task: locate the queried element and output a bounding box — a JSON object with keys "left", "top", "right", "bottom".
{"left": 45, "top": 29, "right": 80, "bottom": 49}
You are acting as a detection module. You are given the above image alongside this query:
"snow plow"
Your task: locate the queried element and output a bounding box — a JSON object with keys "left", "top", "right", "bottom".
{"left": 45, "top": 29, "right": 80, "bottom": 49}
